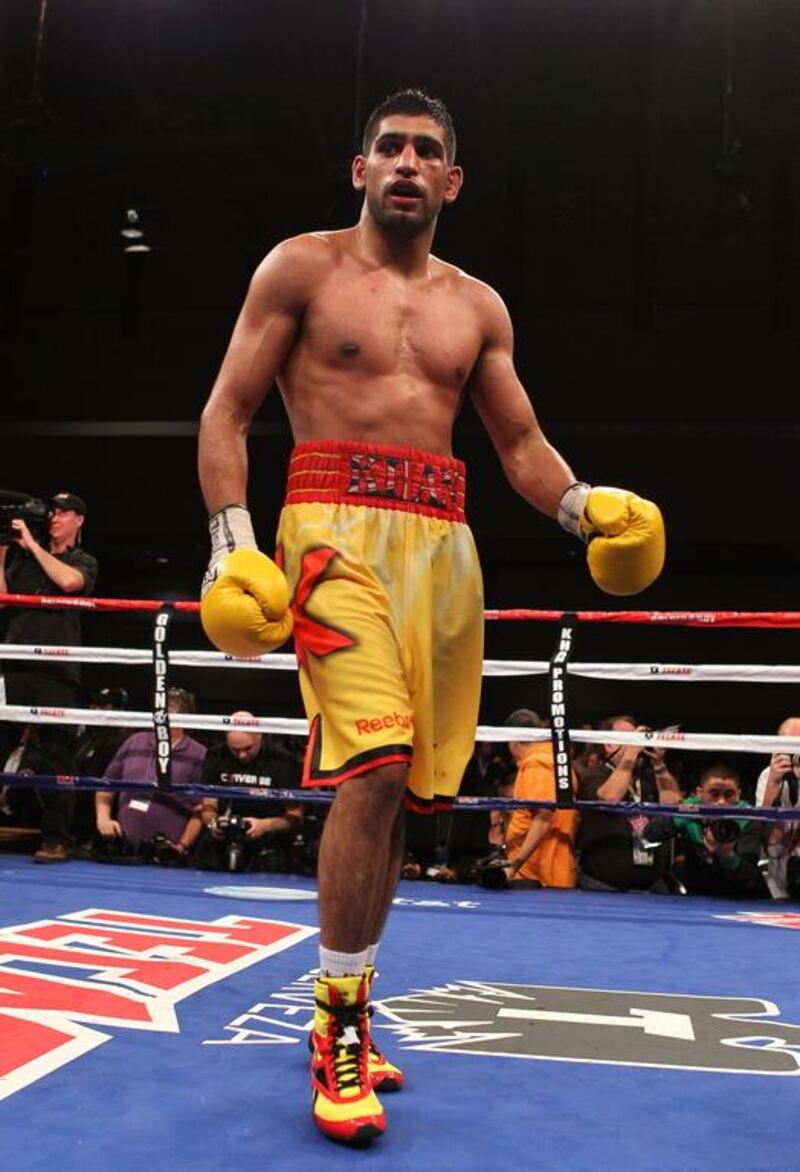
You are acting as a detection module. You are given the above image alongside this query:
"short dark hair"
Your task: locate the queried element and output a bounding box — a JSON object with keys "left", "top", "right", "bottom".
{"left": 699, "top": 762, "right": 740, "bottom": 788}
{"left": 599, "top": 714, "right": 637, "bottom": 733}
{"left": 362, "top": 88, "right": 457, "bottom": 163}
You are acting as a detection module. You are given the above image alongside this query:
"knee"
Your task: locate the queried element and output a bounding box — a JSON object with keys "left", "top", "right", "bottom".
{"left": 336, "top": 765, "right": 408, "bottom": 814}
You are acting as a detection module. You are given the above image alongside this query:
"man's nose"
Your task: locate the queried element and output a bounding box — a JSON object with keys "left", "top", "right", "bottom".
{"left": 395, "top": 145, "right": 419, "bottom": 173}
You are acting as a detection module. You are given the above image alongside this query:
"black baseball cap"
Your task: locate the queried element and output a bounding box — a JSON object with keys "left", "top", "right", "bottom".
{"left": 90, "top": 686, "right": 129, "bottom": 710}
{"left": 50, "top": 492, "right": 88, "bottom": 516}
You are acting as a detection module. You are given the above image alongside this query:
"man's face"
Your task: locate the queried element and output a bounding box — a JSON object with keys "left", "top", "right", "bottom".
{"left": 49, "top": 507, "right": 83, "bottom": 547}
{"left": 699, "top": 776, "right": 740, "bottom": 806}
{"left": 226, "top": 731, "right": 261, "bottom": 764}
{"left": 603, "top": 719, "right": 636, "bottom": 760}
{"left": 352, "top": 114, "right": 463, "bottom": 234}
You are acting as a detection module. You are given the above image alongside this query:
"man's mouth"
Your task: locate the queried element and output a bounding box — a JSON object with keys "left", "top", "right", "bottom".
{"left": 387, "top": 181, "right": 423, "bottom": 202}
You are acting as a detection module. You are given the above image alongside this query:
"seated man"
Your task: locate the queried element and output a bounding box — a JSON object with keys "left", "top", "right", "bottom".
{"left": 491, "top": 709, "right": 577, "bottom": 889}
{"left": 95, "top": 686, "right": 206, "bottom": 862}
{"left": 577, "top": 714, "right": 682, "bottom": 893}
{"left": 648, "top": 762, "right": 768, "bottom": 899}
{"left": 194, "top": 713, "right": 303, "bottom": 872}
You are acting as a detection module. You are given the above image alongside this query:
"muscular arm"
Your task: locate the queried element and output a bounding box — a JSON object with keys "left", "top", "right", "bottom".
{"left": 198, "top": 238, "right": 323, "bottom": 513}
{"left": 468, "top": 288, "right": 576, "bottom": 519}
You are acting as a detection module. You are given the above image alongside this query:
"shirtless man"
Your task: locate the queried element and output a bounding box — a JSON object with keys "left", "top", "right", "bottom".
{"left": 198, "top": 89, "right": 665, "bottom": 1146}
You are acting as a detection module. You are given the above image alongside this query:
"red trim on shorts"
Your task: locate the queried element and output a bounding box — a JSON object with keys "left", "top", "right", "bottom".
{"left": 404, "top": 793, "right": 456, "bottom": 815}
{"left": 285, "top": 440, "right": 466, "bottom": 522}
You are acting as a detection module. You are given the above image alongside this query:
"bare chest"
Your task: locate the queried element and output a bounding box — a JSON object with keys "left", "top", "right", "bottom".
{"left": 300, "top": 273, "right": 482, "bottom": 386}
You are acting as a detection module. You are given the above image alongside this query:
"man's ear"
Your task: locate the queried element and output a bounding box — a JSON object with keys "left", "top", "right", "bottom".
{"left": 352, "top": 154, "right": 366, "bottom": 191}
{"left": 443, "top": 165, "right": 464, "bottom": 205}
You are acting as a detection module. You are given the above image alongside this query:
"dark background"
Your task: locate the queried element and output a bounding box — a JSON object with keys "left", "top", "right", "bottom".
{"left": 2, "top": 0, "right": 799, "bottom": 778}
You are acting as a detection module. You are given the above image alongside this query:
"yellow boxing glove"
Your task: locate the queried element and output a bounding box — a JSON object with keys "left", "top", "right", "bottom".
{"left": 200, "top": 506, "right": 293, "bottom": 656}
{"left": 558, "top": 483, "right": 665, "bottom": 596}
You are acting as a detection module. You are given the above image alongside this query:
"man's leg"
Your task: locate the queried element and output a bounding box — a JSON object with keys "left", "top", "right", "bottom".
{"left": 317, "top": 764, "right": 408, "bottom": 952}
{"left": 310, "top": 764, "right": 407, "bottom": 1146}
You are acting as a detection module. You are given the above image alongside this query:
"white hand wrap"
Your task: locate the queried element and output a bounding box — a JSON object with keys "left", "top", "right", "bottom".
{"left": 557, "top": 482, "right": 591, "bottom": 540}
{"left": 202, "top": 505, "right": 258, "bottom": 598}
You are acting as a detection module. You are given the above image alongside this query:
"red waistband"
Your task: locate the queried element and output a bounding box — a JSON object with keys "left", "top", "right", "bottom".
{"left": 284, "top": 441, "right": 467, "bottom": 522}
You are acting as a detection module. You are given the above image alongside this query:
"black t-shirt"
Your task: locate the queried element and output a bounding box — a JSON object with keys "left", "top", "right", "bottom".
{"left": 577, "top": 761, "right": 670, "bottom": 890}
{"left": 4, "top": 545, "right": 98, "bottom": 682}
{"left": 202, "top": 742, "right": 300, "bottom": 820}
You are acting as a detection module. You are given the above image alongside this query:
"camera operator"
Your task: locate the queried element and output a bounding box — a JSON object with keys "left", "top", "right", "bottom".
{"left": 0, "top": 491, "right": 98, "bottom": 863}
{"left": 576, "top": 714, "right": 682, "bottom": 893}
{"left": 95, "top": 687, "right": 205, "bottom": 863}
{"left": 755, "top": 716, "right": 800, "bottom": 899}
{"left": 194, "top": 713, "right": 303, "bottom": 872}
{"left": 647, "top": 763, "right": 767, "bottom": 899}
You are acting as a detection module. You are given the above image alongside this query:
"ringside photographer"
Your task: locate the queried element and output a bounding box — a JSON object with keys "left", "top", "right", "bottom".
{"left": 576, "top": 714, "right": 682, "bottom": 893}
{"left": 755, "top": 717, "right": 800, "bottom": 900}
{"left": 94, "top": 687, "right": 205, "bottom": 864}
{"left": 0, "top": 490, "right": 98, "bottom": 863}
{"left": 645, "top": 763, "right": 768, "bottom": 899}
{"left": 194, "top": 714, "right": 303, "bottom": 872}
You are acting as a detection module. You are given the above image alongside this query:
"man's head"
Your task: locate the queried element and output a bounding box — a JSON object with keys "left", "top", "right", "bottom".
{"left": 697, "top": 763, "right": 741, "bottom": 806}
{"left": 167, "top": 687, "right": 196, "bottom": 716}
{"left": 599, "top": 714, "right": 637, "bottom": 761}
{"left": 353, "top": 88, "right": 463, "bottom": 235}
{"left": 505, "top": 708, "right": 544, "bottom": 761}
{"left": 226, "top": 711, "right": 263, "bottom": 764}
{"left": 49, "top": 491, "right": 87, "bottom": 550}
{"left": 362, "top": 89, "right": 457, "bottom": 163}
{"left": 90, "top": 686, "right": 129, "bottom": 711}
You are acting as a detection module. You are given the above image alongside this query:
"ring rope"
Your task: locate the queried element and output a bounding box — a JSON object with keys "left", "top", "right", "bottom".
{"left": 7, "top": 592, "right": 800, "bottom": 628}
{"left": 5, "top": 643, "right": 800, "bottom": 684}
{"left": 4, "top": 703, "right": 800, "bottom": 757}
{"left": 0, "top": 771, "right": 794, "bottom": 825}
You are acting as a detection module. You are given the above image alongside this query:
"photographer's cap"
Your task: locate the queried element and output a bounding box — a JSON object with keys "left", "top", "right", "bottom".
{"left": 50, "top": 492, "right": 87, "bottom": 516}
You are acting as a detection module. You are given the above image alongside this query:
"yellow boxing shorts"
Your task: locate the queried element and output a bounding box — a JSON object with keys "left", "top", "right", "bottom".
{"left": 275, "top": 440, "right": 484, "bottom": 813}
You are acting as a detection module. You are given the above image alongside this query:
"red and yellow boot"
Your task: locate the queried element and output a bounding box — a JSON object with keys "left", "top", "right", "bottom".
{"left": 310, "top": 974, "right": 385, "bottom": 1146}
{"left": 365, "top": 964, "right": 405, "bottom": 1093}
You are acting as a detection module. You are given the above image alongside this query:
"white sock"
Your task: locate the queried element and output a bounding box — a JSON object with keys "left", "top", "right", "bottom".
{"left": 319, "top": 945, "right": 369, "bottom": 977}
{"left": 365, "top": 943, "right": 379, "bottom": 968}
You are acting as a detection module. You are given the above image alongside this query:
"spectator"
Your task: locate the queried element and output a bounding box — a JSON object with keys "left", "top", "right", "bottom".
{"left": 576, "top": 714, "right": 681, "bottom": 893}
{"left": 755, "top": 716, "right": 800, "bottom": 899}
{"left": 95, "top": 686, "right": 205, "bottom": 862}
{"left": 648, "top": 762, "right": 768, "bottom": 899}
{"left": 0, "top": 492, "right": 98, "bottom": 863}
{"left": 0, "top": 726, "right": 72, "bottom": 846}
{"left": 431, "top": 742, "right": 516, "bottom": 883}
{"left": 194, "top": 714, "right": 303, "bottom": 872}
{"left": 70, "top": 686, "right": 131, "bottom": 847}
{"left": 492, "top": 708, "right": 577, "bottom": 889}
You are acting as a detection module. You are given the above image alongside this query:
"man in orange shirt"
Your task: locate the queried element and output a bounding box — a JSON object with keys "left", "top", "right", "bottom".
{"left": 498, "top": 708, "right": 577, "bottom": 888}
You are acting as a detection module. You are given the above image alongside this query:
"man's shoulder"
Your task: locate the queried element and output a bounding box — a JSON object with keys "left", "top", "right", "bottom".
{"left": 431, "top": 258, "right": 507, "bottom": 313}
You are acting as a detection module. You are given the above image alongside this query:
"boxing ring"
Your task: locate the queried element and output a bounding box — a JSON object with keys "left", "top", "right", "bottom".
{"left": 2, "top": 593, "right": 800, "bottom": 1171}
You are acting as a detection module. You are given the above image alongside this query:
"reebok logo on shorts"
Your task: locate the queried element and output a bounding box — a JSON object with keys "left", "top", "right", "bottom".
{"left": 355, "top": 712, "right": 413, "bottom": 735}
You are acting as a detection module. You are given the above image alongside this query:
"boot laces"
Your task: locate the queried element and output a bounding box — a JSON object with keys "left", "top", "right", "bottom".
{"left": 317, "top": 1000, "right": 365, "bottom": 1093}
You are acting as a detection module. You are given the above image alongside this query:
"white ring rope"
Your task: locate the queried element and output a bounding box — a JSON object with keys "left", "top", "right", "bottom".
{"left": 4, "top": 643, "right": 800, "bottom": 684}
{"left": 4, "top": 703, "right": 800, "bottom": 758}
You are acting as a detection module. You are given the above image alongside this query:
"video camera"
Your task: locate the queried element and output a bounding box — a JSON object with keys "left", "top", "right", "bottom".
{"left": 0, "top": 490, "right": 50, "bottom": 546}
